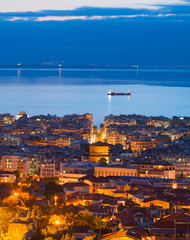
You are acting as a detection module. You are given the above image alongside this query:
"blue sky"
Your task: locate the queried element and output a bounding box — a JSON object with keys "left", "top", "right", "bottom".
{"left": 0, "top": 0, "right": 190, "bottom": 65}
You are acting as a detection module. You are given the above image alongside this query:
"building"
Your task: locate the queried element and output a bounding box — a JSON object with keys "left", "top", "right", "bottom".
{"left": 3, "top": 134, "right": 23, "bottom": 146}
{"left": 28, "top": 154, "right": 41, "bottom": 176}
{"left": 175, "top": 156, "right": 190, "bottom": 178}
{"left": 139, "top": 162, "right": 176, "bottom": 179}
{"left": 0, "top": 113, "right": 14, "bottom": 126}
{"left": 101, "top": 227, "right": 151, "bottom": 240}
{"left": 40, "top": 160, "right": 56, "bottom": 178}
{"left": 62, "top": 182, "right": 90, "bottom": 196}
{"left": 152, "top": 212, "right": 190, "bottom": 240}
{"left": 82, "top": 176, "right": 112, "bottom": 194}
{"left": 106, "top": 130, "right": 126, "bottom": 147}
{"left": 0, "top": 155, "right": 30, "bottom": 178}
{"left": 0, "top": 155, "right": 18, "bottom": 172}
{"left": 17, "top": 159, "right": 30, "bottom": 178}
{"left": 95, "top": 165, "right": 138, "bottom": 178}
{"left": 16, "top": 111, "right": 29, "bottom": 120}
{"left": 130, "top": 139, "right": 156, "bottom": 152}
{"left": 27, "top": 136, "right": 70, "bottom": 147}
{"left": 90, "top": 142, "right": 110, "bottom": 163}
{"left": 0, "top": 170, "right": 16, "bottom": 183}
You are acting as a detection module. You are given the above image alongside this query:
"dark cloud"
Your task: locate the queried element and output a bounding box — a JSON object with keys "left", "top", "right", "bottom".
{"left": 0, "top": 5, "right": 190, "bottom": 22}
{"left": 0, "top": 5, "right": 189, "bottom": 65}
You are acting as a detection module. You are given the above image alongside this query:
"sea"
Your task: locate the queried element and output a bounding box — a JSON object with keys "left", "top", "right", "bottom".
{"left": 0, "top": 68, "right": 190, "bottom": 126}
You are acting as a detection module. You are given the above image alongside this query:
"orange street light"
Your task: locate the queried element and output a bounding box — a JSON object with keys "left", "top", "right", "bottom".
{"left": 55, "top": 220, "right": 59, "bottom": 225}
{"left": 54, "top": 196, "right": 58, "bottom": 206}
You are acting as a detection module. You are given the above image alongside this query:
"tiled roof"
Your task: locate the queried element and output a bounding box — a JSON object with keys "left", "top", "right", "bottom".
{"left": 63, "top": 182, "right": 89, "bottom": 188}
{"left": 115, "top": 212, "right": 137, "bottom": 227}
{"left": 153, "top": 212, "right": 190, "bottom": 229}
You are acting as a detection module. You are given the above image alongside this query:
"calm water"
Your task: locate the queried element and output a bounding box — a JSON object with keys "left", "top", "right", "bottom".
{"left": 0, "top": 68, "right": 190, "bottom": 126}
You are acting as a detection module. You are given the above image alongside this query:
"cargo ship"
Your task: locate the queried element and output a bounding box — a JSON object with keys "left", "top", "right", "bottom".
{"left": 107, "top": 90, "right": 131, "bottom": 96}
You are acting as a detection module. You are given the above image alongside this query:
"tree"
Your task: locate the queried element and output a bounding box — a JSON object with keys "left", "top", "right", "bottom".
{"left": 76, "top": 210, "right": 93, "bottom": 226}
{"left": 91, "top": 215, "right": 107, "bottom": 239}
{"left": 44, "top": 181, "right": 63, "bottom": 197}
{"left": 98, "top": 158, "right": 107, "bottom": 165}
{"left": 30, "top": 207, "right": 49, "bottom": 238}
{"left": 83, "top": 236, "right": 95, "bottom": 240}
{"left": 61, "top": 233, "right": 76, "bottom": 240}
{"left": 0, "top": 207, "right": 17, "bottom": 235}
{"left": 44, "top": 237, "right": 55, "bottom": 240}
{"left": 14, "top": 170, "right": 20, "bottom": 179}
{"left": 25, "top": 176, "right": 33, "bottom": 184}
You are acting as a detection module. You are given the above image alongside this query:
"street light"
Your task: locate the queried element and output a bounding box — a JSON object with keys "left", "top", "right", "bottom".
{"left": 54, "top": 196, "right": 58, "bottom": 206}
{"left": 55, "top": 220, "right": 59, "bottom": 225}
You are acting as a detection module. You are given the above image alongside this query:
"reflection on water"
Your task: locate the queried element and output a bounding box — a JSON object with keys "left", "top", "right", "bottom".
{"left": 0, "top": 68, "right": 190, "bottom": 126}
{"left": 17, "top": 69, "right": 21, "bottom": 80}
{"left": 108, "top": 95, "right": 111, "bottom": 103}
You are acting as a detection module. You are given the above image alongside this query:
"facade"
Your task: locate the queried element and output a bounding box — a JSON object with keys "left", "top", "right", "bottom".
{"left": 175, "top": 157, "right": 190, "bottom": 178}
{"left": 0, "top": 155, "right": 18, "bottom": 172}
{"left": 90, "top": 142, "right": 110, "bottom": 163}
{"left": 0, "top": 155, "right": 30, "bottom": 177}
{"left": 59, "top": 173, "right": 86, "bottom": 184}
{"left": 0, "top": 113, "right": 14, "bottom": 126}
{"left": 106, "top": 130, "right": 126, "bottom": 147}
{"left": 152, "top": 212, "right": 190, "bottom": 240}
{"left": 62, "top": 182, "right": 90, "bottom": 196}
{"left": 40, "top": 160, "right": 56, "bottom": 178}
{"left": 94, "top": 166, "right": 138, "bottom": 177}
{"left": 28, "top": 154, "right": 41, "bottom": 176}
{"left": 17, "top": 159, "right": 30, "bottom": 178}
{"left": 3, "top": 134, "right": 22, "bottom": 146}
{"left": 0, "top": 170, "right": 16, "bottom": 183}
{"left": 27, "top": 137, "right": 70, "bottom": 147}
{"left": 139, "top": 163, "right": 176, "bottom": 179}
{"left": 130, "top": 139, "right": 155, "bottom": 152}
{"left": 16, "top": 111, "right": 29, "bottom": 120}
{"left": 83, "top": 177, "right": 111, "bottom": 194}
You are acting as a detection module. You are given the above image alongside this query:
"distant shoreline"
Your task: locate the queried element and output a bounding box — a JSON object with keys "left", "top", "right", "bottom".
{"left": 0, "top": 64, "right": 190, "bottom": 70}
{"left": 0, "top": 66, "right": 190, "bottom": 72}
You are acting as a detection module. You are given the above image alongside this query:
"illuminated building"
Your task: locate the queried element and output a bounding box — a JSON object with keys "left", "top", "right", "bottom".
{"left": 0, "top": 155, "right": 30, "bottom": 178}
{"left": 40, "top": 159, "right": 56, "bottom": 178}
{"left": 106, "top": 130, "right": 126, "bottom": 147}
{"left": 0, "top": 170, "right": 16, "bottom": 183}
{"left": 90, "top": 141, "right": 110, "bottom": 163}
{"left": 62, "top": 182, "right": 90, "bottom": 196}
{"left": 130, "top": 139, "right": 156, "bottom": 152}
{"left": 139, "top": 162, "right": 175, "bottom": 179}
{"left": 175, "top": 157, "right": 190, "bottom": 178}
{"left": 27, "top": 136, "right": 70, "bottom": 147}
{"left": 16, "top": 111, "right": 29, "bottom": 120}
{"left": 95, "top": 165, "right": 138, "bottom": 178}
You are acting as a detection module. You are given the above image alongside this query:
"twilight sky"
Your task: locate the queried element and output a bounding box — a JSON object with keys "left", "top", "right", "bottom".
{"left": 0, "top": 0, "right": 190, "bottom": 65}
